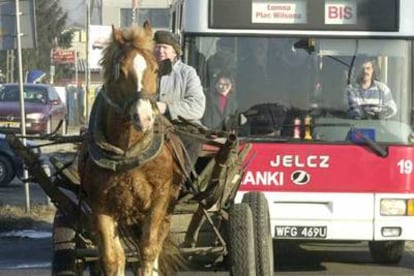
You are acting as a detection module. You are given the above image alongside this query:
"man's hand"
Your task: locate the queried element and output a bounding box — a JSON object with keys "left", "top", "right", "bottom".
{"left": 156, "top": 101, "right": 167, "bottom": 114}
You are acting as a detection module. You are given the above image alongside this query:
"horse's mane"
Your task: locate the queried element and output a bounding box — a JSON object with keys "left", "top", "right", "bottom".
{"left": 100, "top": 24, "right": 155, "bottom": 87}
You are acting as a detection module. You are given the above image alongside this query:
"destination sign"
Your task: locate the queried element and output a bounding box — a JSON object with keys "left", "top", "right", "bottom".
{"left": 209, "top": 0, "right": 399, "bottom": 32}
{"left": 252, "top": 1, "right": 307, "bottom": 24}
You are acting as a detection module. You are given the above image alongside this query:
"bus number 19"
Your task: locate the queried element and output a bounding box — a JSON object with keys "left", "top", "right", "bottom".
{"left": 397, "top": 159, "right": 413, "bottom": 174}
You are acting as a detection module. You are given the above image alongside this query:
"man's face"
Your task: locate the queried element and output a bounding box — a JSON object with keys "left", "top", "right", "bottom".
{"left": 361, "top": 62, "right": 374, "bottom": 82}
{"left": 153, "top": 43, "right": 177, "bottom": 62}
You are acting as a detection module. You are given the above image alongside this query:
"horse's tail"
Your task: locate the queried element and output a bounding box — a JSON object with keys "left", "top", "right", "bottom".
{"left": 159, "top": 234, "right": 188, "bottom": 275}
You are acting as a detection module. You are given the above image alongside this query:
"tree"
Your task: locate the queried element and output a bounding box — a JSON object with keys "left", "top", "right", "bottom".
{"left": 0, "top": 0, "right": 73, "bottom": 82}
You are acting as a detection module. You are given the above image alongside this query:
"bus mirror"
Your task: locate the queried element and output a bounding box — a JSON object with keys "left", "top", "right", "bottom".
{"left": 239, "top": 113, "right": 247, "bottom": 126}
{"left": 293, "top": 38, "right": 316, "bottom": 54}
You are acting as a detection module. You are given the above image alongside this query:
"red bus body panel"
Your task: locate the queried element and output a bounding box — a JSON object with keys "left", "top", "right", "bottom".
{"left": 240, "top": 143, "right": 414, "bottom": 193}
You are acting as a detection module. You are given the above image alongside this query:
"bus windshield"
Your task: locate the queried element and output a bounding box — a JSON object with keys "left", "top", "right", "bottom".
{"left": 185, "top": 36, "right": 413, "bottom": 144}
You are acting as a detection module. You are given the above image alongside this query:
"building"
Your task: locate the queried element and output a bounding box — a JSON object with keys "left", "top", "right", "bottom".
{"left": 60, "top": 0, "right": 172, "bottom": 86}
{"left": 61, "top": 0, "right": 172, "bottom": 28}
{"left": 103, "top": 0, "right": 172, "bottom": 29}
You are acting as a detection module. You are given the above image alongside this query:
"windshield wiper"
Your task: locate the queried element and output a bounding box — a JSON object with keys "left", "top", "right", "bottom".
{"left": 350, "top": 128, "right": 388, "bottom": 157}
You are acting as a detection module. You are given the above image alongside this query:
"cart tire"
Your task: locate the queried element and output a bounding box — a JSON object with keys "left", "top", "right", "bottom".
{"left": 368, "top": 240, "right": 405, "bottom": 264}
{"left": 242, "top": 192, "right": 274, "bottom": 276}
{"left": 52, "top": 210, "right": 80, "bottom": 276}
{"left": 226, "top": 203, "right": 256, "bottom": 276}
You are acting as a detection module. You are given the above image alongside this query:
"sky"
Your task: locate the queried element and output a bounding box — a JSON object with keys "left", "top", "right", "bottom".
{"left": 60, "top": 0, "right": 87, "bottom": 27}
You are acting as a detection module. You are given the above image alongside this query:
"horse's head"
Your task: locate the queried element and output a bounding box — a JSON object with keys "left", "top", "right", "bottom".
{"left": 100, "top": 22, "right": 159, "bottom": 132}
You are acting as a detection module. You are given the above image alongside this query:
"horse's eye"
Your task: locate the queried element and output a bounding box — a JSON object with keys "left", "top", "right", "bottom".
{"left": 132, "top": 113, "right": 139, "bottom": 121}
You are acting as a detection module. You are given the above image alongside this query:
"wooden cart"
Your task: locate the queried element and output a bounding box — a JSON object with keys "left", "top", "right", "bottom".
{"left": 6, "top": 128, "right": 272, "bottom": 276}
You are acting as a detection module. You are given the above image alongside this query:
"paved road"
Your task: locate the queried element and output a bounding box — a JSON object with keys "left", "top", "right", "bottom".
{"left": 0, "top": 178, "right": 52, "bottom": 206}
{"left": 0, "top": 237, "right": 414, "bottom": 275}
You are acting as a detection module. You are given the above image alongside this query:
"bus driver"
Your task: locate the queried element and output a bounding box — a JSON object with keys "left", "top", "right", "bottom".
{"left": 347, "top": 59, "right": 397, "bottom": 119}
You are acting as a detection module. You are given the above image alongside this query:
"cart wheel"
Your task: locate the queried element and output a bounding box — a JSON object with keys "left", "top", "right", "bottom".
{"left": 52, "top": 210, "right": 82, "bottom": 276}
{"left": 242, "top": 192, "right": 274, "bottom": 276}
{"left": 225, "top": 203, "right": 256, "bottom": 276}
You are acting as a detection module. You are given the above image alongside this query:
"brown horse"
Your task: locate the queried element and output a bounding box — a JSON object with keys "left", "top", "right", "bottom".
{"left": 78, "top": 23, "right": 186, "bottom": 275}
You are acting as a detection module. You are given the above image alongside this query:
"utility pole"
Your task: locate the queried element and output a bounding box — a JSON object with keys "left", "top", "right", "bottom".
{"left": 85, "top": 0, "right": 92, "bottom": 121}
{"left": 15, "top": 0, "right": 30, "bottom": 213}
{"left": 132, "top": 0, "right": 138, "bottom": 24}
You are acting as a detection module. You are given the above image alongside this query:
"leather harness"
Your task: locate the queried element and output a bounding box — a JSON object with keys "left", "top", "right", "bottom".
{"left": 87, "top": 91, "right": 164, "bottom": 172}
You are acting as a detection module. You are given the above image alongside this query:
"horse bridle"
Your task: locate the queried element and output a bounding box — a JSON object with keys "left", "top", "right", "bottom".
{"left": 99, "top": 86, "right": 158, "bottom": 118}
{"left": 103, "top": 44, "right": 159, "bottom": 117}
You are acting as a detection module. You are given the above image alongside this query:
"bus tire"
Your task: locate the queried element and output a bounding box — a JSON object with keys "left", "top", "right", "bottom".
{"left": 52, "top": 210, "right": 81, "bottom": 276}
{"left": 225, "top": 203, "right": 256, "bottom": 276}
{"left": 242, "top": 192, "right": 274, "bottom": 276}
{"left": 368, "top": 240, "right": 405, "bottom": 264}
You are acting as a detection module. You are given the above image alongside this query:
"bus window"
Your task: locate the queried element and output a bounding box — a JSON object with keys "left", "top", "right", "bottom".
{"left": 206, "top": 38, "right": 237, "bottom": 89}
{"left": 185, "top": 36, "right": 238, "bottom": 90}
{"left": 185, "top": 36, "right": 412, "bottom": 142}
{"left": 235, "top": 37, "right": 317, "bottom": 111}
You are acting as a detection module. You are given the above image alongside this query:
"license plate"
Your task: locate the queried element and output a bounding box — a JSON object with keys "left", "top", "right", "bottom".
{"left": 275, "top": 226, "right": 327, "bottom": 239}
{"left": 0, "top": 121, "right": 20, "bottom": 128}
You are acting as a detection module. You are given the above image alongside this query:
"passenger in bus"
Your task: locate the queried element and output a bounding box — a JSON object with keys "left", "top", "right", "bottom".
{"left": 206, "top": 38, "right": 236, "bottom": 89}
{"left": 153, "top": 30, "right": 206, "bottom": 166}
{"left": 236, "top": 38, "right": 273, "bottom": 110}
{"left": 202, "top": 70, "right": 238, "bottom": 131}
{"left": 347, "top": 59, "right": 397, "bottom": 119}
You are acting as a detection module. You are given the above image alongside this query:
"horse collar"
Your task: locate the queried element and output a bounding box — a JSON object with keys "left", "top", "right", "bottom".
{"left": 87, "top": 93, "right": 164, "bottom": 172}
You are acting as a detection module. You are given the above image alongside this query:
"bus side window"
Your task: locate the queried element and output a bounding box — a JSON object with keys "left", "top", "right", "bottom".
{"left": 206, "top": 38, "right": 236, "bottom": 90}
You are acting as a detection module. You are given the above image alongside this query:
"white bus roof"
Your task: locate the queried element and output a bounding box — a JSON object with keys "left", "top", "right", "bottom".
{"left": 175, "top": 0, "right": 414, "bottom": 37}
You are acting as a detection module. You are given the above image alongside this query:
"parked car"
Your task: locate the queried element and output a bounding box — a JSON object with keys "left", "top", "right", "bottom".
{"left": 0, "top": 83, "right": 67, "bottom": 135}
{"left": 0, "top": 133, "right": 40, "bottom": 186}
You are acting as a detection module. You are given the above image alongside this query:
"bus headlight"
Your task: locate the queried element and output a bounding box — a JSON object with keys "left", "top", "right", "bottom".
{"left": 380, "top": 199, "right": 406, "bottom": 216}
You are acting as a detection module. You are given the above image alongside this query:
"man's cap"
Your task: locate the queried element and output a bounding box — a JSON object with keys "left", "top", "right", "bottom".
{"left": 154, "top": 31, "right": 181, "bottom": 55}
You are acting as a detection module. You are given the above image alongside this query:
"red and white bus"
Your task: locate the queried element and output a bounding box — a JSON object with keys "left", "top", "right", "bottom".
{"left": 171, "top": 0, "right": 414, "bottom": 269}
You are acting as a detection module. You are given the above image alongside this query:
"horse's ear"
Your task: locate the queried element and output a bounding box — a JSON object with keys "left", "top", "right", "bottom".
{"left": 112, "top": 25, "right": 125, "bottom": 46}
{"left": 142, "top": 20, "right": 153, "bottom": 37}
